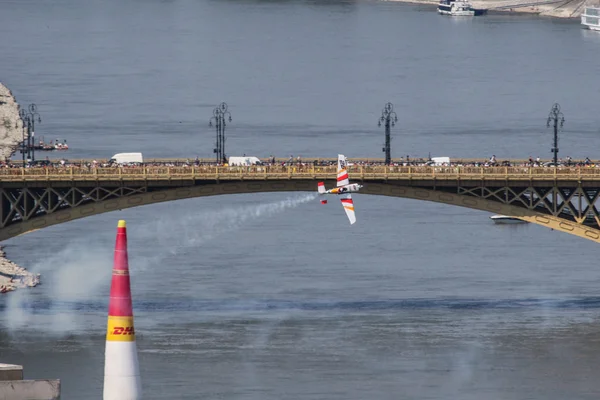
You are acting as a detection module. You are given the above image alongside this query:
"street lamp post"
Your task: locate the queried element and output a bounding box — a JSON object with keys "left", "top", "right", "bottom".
{"left": 209, "top": 102, "right": 232, "bottom": 165}
{"left": 546, "top": 103, "right": 565, "bottom": 166}
{"left": 18, "top": 109, "right": 28, "bottom": 165}
{"left": 26, "top": 104, "right": 41, "bottom": 162}
{"left": 378, "top": 102, "right": 398, "bottom": 165}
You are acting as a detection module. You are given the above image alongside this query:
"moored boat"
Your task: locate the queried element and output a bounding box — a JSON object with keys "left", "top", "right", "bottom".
{"left": 31, "top": 137, "right": 69, "bottom": 151}
{"left": 581, "top": 5, "right": 600, "bottom": 31}
{"left": 438, "top": 0, "right": 486, "bottom": 16}
{"left": 490, "top": 215, "right": 528, "bottom": 224}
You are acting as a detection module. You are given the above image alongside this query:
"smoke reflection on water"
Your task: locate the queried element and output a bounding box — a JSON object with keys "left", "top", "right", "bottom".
{"left": 0, "top": 193, "right": 318, "bottom": 336}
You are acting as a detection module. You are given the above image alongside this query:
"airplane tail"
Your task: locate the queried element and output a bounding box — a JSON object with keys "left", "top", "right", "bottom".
{"left": 337, "top": 155, "right": 349, "bottom": 187}
{"left": 318, "top": 182, "right": 327, "bottom": 204}
{"left": 318, "top": 182, "right": 326, "bottom": 194}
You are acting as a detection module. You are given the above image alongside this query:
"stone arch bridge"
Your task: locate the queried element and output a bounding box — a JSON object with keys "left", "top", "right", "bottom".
{"left": 1, "top": 164, "right": 600, "bottom": 243}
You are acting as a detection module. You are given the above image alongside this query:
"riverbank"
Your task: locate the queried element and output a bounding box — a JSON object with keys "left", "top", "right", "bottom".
{"left": 385, "top": 0, "right": 586, "bottom": 18}
{"left": 0, "top": 247, "right": 40, "bottom": 294}
{"left": 0, "top": 83, "right": 26, "bottom": 161}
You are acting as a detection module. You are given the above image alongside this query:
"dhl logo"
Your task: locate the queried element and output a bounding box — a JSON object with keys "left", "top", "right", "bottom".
{"left": 106, "top": 316, "right": 136, "bottom": 341}
{"left": 112, "top": 326, "right": 135, "bottom": 335}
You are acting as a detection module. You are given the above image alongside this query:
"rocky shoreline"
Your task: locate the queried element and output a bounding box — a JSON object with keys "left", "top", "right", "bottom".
{"left": 0, "top": 247, "right": 40, "bottom": 293}
{"left": 386, "top": 0, "right": 586, "bottom": 18}
{"left": 0, "top": 82, "right": 26, "bottom": 161}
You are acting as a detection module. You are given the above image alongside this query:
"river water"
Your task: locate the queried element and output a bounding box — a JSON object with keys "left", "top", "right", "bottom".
{"left": 1, "top": 0, "right": 600, "bottom": 399}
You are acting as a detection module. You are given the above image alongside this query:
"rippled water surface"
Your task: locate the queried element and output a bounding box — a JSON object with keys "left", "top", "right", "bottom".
{"left": 1, "top": 0, "right": 600, "bottom": 399}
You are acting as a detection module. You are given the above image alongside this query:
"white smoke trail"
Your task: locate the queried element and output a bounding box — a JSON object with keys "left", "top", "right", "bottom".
{"left": 134, "top": 193, "right": 318, "bottom": 265}
{"left": 2, "top": 240, "right": 113, "bottom": 337}
{"left": 3, "top": 193, "right": 318, "bottom": 336}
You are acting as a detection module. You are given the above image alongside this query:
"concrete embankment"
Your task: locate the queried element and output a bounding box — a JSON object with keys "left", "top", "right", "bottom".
{"left": 0, "top": 363, "right": 60, "bottom": 400}
{"left": 0, "top": 246, "right": 40, "bottom": 294}
{"left": 385, "top": 0, "right": 586, "bottom": 18}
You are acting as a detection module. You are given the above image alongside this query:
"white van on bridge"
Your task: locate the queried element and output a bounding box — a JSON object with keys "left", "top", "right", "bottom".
{"left": 110, "top": 153, "right": 144, "bottom": 165}
{"left": 228, "top": 156, "right": 263, "bottom": 166}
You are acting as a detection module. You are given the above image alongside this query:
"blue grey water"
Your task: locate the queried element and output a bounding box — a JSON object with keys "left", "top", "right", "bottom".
{"left": 1, "top": 0, "right": 600, "bottom": 398}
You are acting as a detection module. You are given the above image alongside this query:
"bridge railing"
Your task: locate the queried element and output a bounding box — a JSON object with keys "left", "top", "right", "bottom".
{"left": 1, "top": 165, "right": 600, "bottom": 180}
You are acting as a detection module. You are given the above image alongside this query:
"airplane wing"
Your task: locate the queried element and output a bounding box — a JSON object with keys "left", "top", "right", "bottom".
{"left": 337, "top": 154, "right": 349, "bottom": 187}
{"left": 340, "top": 193, "right": 356, "bottom": 224}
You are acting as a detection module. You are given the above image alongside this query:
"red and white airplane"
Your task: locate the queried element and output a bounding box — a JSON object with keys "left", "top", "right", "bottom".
{"left": 317, "top": 154, "right": 363, "bottom": 225}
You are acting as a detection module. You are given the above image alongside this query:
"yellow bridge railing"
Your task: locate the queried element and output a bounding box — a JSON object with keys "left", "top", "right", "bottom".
{"left": 0, "top": 165, "right": 599, "bottom": 181}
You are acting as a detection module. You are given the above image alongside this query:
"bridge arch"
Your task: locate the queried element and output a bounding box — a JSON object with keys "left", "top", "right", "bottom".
{"left": 4, "top": 180, "right": 599, "bottom": 244}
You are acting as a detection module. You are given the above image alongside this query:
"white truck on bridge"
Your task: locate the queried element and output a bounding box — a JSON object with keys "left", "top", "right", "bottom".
{"left": 110, "top": 153, "right": 144, "bottom": 165}
{"left": 228, "top": 156, "right": 262, "bottom": 166}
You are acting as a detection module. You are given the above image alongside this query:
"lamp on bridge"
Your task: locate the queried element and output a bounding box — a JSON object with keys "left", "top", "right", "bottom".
{"left": 209, "top": 102, "right": 232, "bottom": 165}
{"left": 17, "top": 109, "right": 29, "bottom": 165}
{"left": 378, "top": 102, "right": 397, "bottom": 166}
{"left": 546, "top": 103, "right": 565, "bottom": 166}
{"left": 20, "top": 104, "right": 41, "bottom": 163}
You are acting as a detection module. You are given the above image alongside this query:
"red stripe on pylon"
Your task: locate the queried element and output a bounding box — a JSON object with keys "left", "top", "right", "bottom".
{"left": 337, "top": 173, "right": 348, "bottom": 181}
{"left": 341, "top": 199, "right": 353, "bottom": 204}
{"left": 108, "top": 221, "right": 133, "bottom": 317}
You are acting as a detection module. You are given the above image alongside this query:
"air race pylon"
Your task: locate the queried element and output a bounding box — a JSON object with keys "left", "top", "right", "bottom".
{"left": 103, "top": 220, "right": 142, "bottom": 400}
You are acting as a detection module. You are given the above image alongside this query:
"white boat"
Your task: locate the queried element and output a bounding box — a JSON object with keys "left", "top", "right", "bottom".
{"left": 490, "top": 215, "right": 528, "bottom": 224}
{"left": 438, "top": 0, "right": 480, "bottom": 16}
{"left": 581, "top": 5, "right": 600, "bottom": 30}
